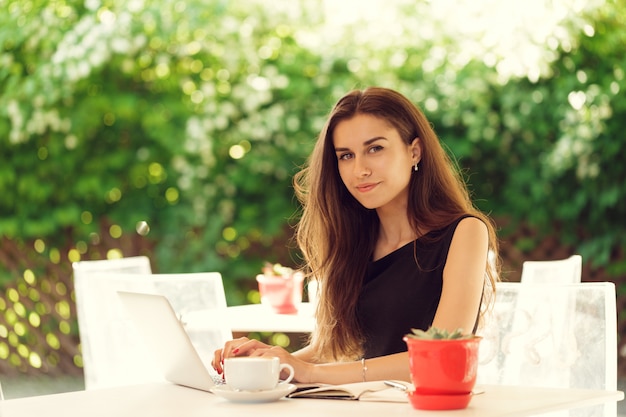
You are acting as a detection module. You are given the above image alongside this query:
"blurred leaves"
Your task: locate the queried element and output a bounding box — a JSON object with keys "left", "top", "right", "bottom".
{"left": 0, "top": 0, "right": 625, "bottom": 376}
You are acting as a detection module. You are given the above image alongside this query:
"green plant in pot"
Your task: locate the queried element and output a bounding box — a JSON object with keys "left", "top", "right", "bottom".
{"left": 403, "top": 327, "right": 481, "bottom": 410}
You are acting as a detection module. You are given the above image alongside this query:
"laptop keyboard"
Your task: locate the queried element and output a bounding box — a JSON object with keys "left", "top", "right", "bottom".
{"left": 211, "top": 372, "right": 226, "bottom": 386}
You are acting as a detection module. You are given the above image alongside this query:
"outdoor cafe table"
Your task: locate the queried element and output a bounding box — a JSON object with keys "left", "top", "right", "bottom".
{"left": 184, "top": 302, "right": 316, "bottom": 334}
{"left": 1, "top": 382, "right": 622, "bottom": 417}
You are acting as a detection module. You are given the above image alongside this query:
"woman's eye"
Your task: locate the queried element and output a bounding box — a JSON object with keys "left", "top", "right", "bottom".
{"left": 338, "top": 153, "right": 353, "bottom": 160}
{"left": 368, "top": 145, "right": 383, "bottom": 153}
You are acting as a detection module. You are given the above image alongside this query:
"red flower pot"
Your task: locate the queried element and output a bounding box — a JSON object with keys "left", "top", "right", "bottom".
{"left": 256, "top": 272, "right": 304, "bottom": 314}
{"left": 404, "top": 336, "right": 481, "bottom": 410}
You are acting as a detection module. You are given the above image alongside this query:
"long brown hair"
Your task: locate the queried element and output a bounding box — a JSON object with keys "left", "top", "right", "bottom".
{"left": 293, "top": 87, "right": 500, "bottom": 361}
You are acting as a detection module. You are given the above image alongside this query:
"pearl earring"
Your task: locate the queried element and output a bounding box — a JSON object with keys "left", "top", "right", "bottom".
{"left": 413, "top": 163, "right": 419, "bottom": 172}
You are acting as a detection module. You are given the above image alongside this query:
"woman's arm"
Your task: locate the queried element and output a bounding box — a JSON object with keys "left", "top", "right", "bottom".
{"left": 431, "top": 216, "right": 488, "bottom": 333}
{"left": 307, "top": 352, "right": 410, "bottom": 384}
{"left": 291, "top": 344, "right": 317, "bottom": 362}
{"left": 213, "top": 337, "right": 410, "bottom": 384}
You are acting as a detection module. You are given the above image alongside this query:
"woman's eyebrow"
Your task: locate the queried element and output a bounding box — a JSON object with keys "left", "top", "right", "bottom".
{"left": 334, "top": 136, "right": 387, "bottom": 152}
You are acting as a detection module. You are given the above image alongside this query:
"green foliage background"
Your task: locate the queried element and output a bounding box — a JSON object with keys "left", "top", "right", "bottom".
{"left": 0, "top": 0, "right": 625, "bottom": 374}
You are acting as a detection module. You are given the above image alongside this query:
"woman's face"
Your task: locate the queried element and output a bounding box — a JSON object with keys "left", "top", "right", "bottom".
{"left": 332, "top": 113, "right": 420, "bottom": 211}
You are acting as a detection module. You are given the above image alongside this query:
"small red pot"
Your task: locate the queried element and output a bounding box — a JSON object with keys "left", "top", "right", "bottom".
{"left": 404, "top": 336, "right": 481, "bottom": 396}
{"left": 256, "top": 272, "right": 304, "bottom": 314}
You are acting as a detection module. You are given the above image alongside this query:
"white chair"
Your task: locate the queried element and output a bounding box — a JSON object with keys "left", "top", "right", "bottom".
{"left": 477, "top": 282, "right": 617, "bottom": 417}
{"left": 72, "top": 256, "right": 153, "bottom": 389}
{"left": 520, "top": 254, "right": 582, "bottom": 284}
{"left": 72, "top": 256, "right": 153, "bottom": 277}
{"left": 73, "top": 266, "right": 232, "bottom": 390}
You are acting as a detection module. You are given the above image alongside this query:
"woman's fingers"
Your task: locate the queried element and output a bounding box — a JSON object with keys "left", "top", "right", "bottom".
{"left": 211, "top": 337, "right": 276, "bottom": 372}
{"left": 211, "top": 337, "right": 251, "bottom": 373}
{"left": 229, "top": 338, "right": 271, "bottom": 356}
{"left": 211, "top": 349, "right": 224, "bottom": 374}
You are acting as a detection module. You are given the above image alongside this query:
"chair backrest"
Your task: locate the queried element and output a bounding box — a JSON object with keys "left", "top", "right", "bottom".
{"left": 73, "top": 263, "right": 232, "bottom": 390}
{"left": 477, "top": 282, "right": 617, "bottom": 417}
{"left": 72, "top": 256, "right": 153, "bottom": 389}
{"left": 72, "top": 256, "right": 153, "bottom": 277}
{"left": 520, "top": 254, "right": 582, "bottom": 284}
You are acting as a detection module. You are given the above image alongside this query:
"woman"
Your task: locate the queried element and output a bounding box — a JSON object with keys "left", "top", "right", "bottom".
{"left": 212, "top": 87, "right": 500, "bottom": 384}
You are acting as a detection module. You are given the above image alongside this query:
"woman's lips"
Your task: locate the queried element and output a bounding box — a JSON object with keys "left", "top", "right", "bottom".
{"left": 356, "top": 183, "right": 377, "bottom": 192}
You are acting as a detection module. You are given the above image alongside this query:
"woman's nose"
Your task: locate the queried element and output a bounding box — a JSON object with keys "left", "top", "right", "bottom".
{"left": 354, "top": 157, "right": 370, "bottom": 177}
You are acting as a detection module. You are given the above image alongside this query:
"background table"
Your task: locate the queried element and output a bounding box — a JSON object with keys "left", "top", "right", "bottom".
{"left": 226, "top": 302, "right": 315, "bottom": 333}
{"left": 1, "top": 382, "right": 622, "bottom": 417}
{"left": 185, "top": 302, "right": 315, "bottom": 334}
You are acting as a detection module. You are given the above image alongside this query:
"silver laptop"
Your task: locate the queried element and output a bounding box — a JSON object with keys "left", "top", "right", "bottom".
{"left": 117, "top": 291, "right": 225, "bottom": 391}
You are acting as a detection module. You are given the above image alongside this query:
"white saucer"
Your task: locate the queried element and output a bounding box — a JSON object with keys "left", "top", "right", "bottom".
{"left": 211, "top": 383, "right": 297, "bottom": 403}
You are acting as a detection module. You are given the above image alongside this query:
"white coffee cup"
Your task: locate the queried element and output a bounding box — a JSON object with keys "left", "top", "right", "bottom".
{"left": 224, "top": 357, "right": 295, "bottom": 391}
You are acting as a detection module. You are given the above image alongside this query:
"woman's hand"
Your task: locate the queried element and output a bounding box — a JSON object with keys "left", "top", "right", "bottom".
{"left": 212, "top": 337, "right": 314, "bottom": 383}
{"left": 211, "top": 336, "right": 255, "bottom": 374}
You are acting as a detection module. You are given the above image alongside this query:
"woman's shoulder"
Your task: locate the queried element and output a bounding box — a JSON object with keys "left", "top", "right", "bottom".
{"left": 447, "top": 216, "right": 489, "bottom": 257}
{"left": 456, "top": 215, "right": 487, "bottom": 229}
{"left": 453, "top": 216, "right": 488, "bottom": 240}
{"left": 425, "top": 214, "right": 483, "bottom": 238}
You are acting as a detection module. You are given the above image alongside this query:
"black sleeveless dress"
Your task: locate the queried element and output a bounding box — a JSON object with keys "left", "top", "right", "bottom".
{"left": 356, "top": 215, "right": 475, "bottom": 359}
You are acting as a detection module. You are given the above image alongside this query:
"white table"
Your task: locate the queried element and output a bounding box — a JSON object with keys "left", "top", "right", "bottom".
{"left": 185, "top": 303, "right": 315, "bottom": 334}
{"left": 1, "top": 382, "right": 622, "bottom": 417}
{"left": 227, "top": 302, "right": 315, "bottom": 333}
